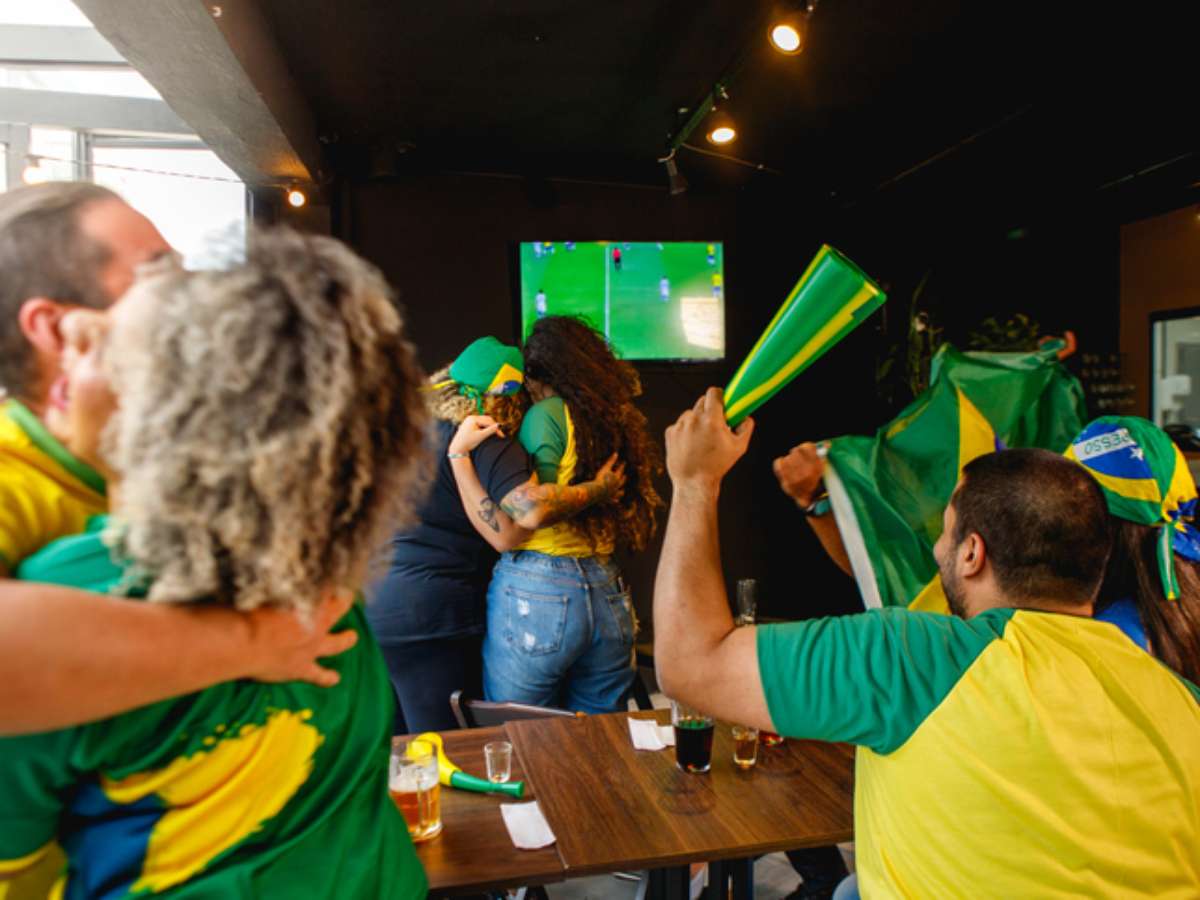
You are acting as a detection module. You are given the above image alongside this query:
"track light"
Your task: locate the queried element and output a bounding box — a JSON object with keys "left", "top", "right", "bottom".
{"left": 769, "top": 22, "right": 803, "bottom": 54}
{"left": 663, "top": 152, "right": 688, "bottom": 196}
{"left": 769, "top": 1, "right": 815, "bottom": 55}
{"left": 706, "top": 112, "right": 737, "bottom": 146}
{"left": 286, "top": 186, "right": 307, "bottom": 208}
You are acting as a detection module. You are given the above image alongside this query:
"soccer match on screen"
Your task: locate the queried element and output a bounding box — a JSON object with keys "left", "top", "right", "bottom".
{"left": 518, "top": 240, "right": 725, "bottom": 361}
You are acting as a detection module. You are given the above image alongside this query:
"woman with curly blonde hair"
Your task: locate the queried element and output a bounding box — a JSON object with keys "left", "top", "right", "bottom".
{"left": 478, "top": 315, "right": 664, "bottom": 713}
{"left": 368, "top": 336, "right": 624, "bottom": 733}
{"left": 0, "top": 229, "right": 429, "bottom": 898}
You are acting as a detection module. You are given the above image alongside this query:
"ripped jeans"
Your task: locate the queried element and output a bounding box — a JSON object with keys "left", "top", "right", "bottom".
{"left": 482, "top": 550, "right": 636, "bottom": 713}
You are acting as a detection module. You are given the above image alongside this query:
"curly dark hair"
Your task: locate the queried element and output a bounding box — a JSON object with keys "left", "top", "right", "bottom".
{"left": 523, "top": 316, "right": 663, "bottom": 552}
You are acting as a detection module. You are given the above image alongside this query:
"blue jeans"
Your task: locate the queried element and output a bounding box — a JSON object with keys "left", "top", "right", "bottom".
{"left": 483, "top": 551, "right": 635, "bottom": 713}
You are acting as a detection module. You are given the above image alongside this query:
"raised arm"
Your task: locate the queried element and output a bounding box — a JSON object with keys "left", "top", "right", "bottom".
{"left": 774, "top": 442, "right": 853, "bottom": 577}
{"left": 653, "top": 388, "right": 772, "bottom": 730}
{"left": 0, "top": 583, "right": 357, "bottom": 735}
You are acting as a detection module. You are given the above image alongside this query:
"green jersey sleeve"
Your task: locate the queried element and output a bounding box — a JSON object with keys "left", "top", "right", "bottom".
{"left": 756, "top": 607, "right": 1012, "bottom": 755}
{"left": 518, "top": 397, "right": 569, "bottom": 484}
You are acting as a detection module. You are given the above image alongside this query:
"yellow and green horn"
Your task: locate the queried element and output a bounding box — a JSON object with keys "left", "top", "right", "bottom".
{"left": 414, "top": 732, "right": 525, "bottom": 798}
{"left": 724, "top": 244, "right": 886, "bottom": 427}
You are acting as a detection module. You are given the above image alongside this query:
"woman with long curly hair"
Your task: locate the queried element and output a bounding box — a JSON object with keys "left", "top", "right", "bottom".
{"left": 0, "top": 230, "right": 430, "bottom": 898}
{"left": 479, "top": 315, "right": 664, "bottom": 712}
{"left": 367, "top": 336, "right": 623, "bottom": 733}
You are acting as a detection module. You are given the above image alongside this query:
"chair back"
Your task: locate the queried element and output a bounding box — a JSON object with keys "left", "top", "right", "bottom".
{"left": 449, "top": 690, "right": 580, "bottom": 728}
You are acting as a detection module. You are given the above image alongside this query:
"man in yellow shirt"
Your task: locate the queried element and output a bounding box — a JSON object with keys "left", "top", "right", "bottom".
{"left": 0, "top": 183, "right": 355, "bottom": 737}
{"left": 655, "top": 389, "right": 1200, "bottom": 897}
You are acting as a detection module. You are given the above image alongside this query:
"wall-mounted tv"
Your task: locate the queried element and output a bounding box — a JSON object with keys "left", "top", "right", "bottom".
{"left": 518, "top": 241, "right": 725, "bottom": 361}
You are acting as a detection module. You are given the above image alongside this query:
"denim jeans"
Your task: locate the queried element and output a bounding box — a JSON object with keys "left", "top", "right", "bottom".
{"left": 483, "top": 550, "right": 635, "bottom": 713}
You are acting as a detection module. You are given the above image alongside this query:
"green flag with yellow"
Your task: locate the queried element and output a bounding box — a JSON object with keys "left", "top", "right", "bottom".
{"left": 823, "top": 342, "right": 1087, "bottom": 612}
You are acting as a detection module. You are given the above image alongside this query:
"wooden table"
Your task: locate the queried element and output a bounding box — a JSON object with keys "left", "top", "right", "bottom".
{"left": 400, "top": 725, "right": 566, "bottom": 895}
{"left": 506, "top": 711, "right": 854, "bottom": 884}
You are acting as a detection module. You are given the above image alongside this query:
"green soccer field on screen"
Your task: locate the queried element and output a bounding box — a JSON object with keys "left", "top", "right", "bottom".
{"left": 519, "top": 241, "right": 725, "bottom": 361}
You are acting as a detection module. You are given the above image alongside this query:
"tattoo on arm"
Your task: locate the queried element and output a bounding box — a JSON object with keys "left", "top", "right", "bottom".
{"left": 501, "top": 479, "right": 608, "bottom": 528}
{"left": 477, "top": 497, "right": 502, "bottom": 533}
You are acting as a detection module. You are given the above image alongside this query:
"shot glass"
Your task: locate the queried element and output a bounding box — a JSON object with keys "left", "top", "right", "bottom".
{"left": 731, "top": 724, "right": 759, "bottom": 769}
{"left": 485, "top": 740, "right": 513, "bottom": 783}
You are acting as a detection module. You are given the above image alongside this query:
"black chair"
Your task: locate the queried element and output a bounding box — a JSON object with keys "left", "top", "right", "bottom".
{"left": 448, "top": 690, "right": 580, "bottom": 729}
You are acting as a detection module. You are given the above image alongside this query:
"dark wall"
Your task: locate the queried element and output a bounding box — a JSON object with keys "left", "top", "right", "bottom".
{"left": 336, "top": 171, "right": 1122, "bottom": 630}
{"left": 337, "top": 173, "right": 870, "bottom": 627}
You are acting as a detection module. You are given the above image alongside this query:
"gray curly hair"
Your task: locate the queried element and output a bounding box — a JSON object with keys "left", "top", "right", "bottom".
{"left": 104, "top": 228, "right": 429, "bottom": 612}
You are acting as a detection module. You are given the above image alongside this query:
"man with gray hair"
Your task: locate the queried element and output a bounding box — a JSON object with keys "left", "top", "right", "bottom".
{"left": 0, "top": 183, "right": 357, "bottom": 738}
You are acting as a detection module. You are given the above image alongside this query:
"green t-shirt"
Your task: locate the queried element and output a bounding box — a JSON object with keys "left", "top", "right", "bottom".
{"left": 1, "top": 516, "right": 426, "bottom": 899}
{"left": 757, "top": 607, "right": 1200, "bottom": 897}
{"left": 518, "top": 396, "right": 569, "bottom": 485}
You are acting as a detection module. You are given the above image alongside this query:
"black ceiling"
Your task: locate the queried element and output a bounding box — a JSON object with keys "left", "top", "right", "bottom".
{"left": 260, "top": 1, "right": 1200, "bottom": 213}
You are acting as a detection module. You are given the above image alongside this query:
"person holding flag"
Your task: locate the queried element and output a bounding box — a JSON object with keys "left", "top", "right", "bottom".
{"left": 654, "top": 388, "right": 1200, "bottom": 897}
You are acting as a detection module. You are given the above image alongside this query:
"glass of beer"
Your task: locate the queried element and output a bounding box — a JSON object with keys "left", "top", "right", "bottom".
{"left": 389, "top": 738, "right": 442, "bottom": 842}
{"left": 671, "top": 700, "right": 715, "bottom": 773}
{"left": 732, "top": 724, "right": 759, "bottom": 769}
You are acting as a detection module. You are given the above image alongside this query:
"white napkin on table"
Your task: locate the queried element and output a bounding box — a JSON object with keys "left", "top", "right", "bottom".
{"left": 500, "top": 800, "right": 557, "bottom": 850}
{"left": 628, "top": 716, "right": 675, "bottom": 750}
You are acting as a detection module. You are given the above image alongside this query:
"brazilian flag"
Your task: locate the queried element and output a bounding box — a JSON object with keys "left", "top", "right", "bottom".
{"left": 823, "top": 342, "right": 1086, "bottom": 611}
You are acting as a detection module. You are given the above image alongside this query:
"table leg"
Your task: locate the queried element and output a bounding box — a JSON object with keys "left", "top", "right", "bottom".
{"left": 647, "top": 865, "right": 691, "bottom": 900}
{"left": 704, "top": 859, "right": 728, "bottom": 900}
{"left": 729, "top": 858, "right": 754, "bottom": 900}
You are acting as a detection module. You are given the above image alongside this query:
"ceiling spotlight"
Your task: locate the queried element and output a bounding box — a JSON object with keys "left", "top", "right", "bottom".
{"left": 21, "top": 157, "right": 48, "bottom": 185}
{"left": 770, "top": 1, "right": 815, "bottom": 54}
{"left": 286, "top": 187, "right": 307, "bottom": 208}
{"left": 706, "top": 114, "right": 737, "bottom": 145}
{"left": 663, "top": 153, "right": 688, "bottom": 196}
{"left": 769, "top": 22, "right": 803, "bottom": 54}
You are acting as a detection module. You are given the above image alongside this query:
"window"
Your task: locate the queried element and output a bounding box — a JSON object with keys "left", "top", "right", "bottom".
{"left": 1151, "top": 310, "right": 1200, "bottom": 429}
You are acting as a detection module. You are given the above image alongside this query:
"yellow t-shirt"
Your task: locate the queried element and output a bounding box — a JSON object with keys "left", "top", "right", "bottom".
{"left": 0, "top": 399, "right": 106, "bottom": 577}
{"left": 515, "top": 398, "right": 613, "bottom": 557}
{"left": 760, "top": 607, "right": 1200, "bottom": 897}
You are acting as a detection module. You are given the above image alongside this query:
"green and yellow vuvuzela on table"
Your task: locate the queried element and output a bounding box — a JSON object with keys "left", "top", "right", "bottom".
{"left": 724, "top": 245, "right": 886, "bottom": 426}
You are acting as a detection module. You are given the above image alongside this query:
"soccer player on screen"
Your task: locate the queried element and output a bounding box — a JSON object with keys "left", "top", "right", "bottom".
{"left": 660, "top": 277, "right": 670, "bottom": 303}
{"left": 612, "top": 247, "right": 622, "bottom": 272}
{"left": 536, "top": 288, "right": 547, "bottom": 318}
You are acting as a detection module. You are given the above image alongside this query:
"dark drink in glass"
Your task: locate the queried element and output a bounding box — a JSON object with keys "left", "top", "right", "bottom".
{"left": 674, "top": 718, "right": 715, "bottom": 772}
{"left": 670, "top": 699, "right": 714, "bottom": 773}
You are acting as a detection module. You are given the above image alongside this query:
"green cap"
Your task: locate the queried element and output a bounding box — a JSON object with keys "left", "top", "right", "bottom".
{"left": 447, "top": 337, "right": 524, "bottom": 413}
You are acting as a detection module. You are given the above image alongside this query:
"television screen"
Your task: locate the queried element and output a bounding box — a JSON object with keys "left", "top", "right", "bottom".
{"left": 518, "top": 241, "right": 725, "bottom": 361}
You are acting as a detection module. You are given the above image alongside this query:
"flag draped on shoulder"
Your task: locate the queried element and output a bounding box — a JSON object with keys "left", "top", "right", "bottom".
{"left": 823, "top": 342, "right": 1086, "bottom": 611}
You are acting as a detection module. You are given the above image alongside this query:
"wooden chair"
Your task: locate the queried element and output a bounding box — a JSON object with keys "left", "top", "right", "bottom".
{"left": 448, "top": 690, "right": 580, "bottom": 729}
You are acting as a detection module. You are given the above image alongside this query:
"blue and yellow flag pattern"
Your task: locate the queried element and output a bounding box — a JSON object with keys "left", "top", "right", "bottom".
{"left": 1066, "top": 416, "right": 1200, "bottom": 600}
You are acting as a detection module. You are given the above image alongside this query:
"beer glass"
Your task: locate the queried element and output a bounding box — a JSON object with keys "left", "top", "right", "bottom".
{"left": 671, "top": 700, "right": 714, "bottom": 773}
{"left": 389, "top": 738, "right": 443, "bottom": 842}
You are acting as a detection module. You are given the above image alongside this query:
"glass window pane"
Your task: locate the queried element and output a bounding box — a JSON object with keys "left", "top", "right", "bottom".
{"left": 0, "top": 0, "right": 90, "bottom": 26}
{"left": 28, "top": 126, "right": 78, "bottom": 181}
{"left": 0, "top": 67, "right": 161, "bottom": 100}
{"left": 1153, "top": 315, "right": 1200, "bottom": 429}
{"left": 90, "top": 146, "right": 245, "bottom": 269}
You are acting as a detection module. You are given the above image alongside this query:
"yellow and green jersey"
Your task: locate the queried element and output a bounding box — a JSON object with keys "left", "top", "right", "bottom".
{"left": 758, "top": 607, "right": 1200, "bottom": 897}
{"left": 0, "top": 399, "right": 106, "bottom": 577}
{"left": 0, "top": 516, "right": 426, "bottom": 899}
{"left": 515, "top": 397, "right": 613, "bottom": 557}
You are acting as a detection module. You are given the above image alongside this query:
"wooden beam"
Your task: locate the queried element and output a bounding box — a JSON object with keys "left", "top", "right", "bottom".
{"left": 71, "top": 0, "right": 320, "bottom": 187}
